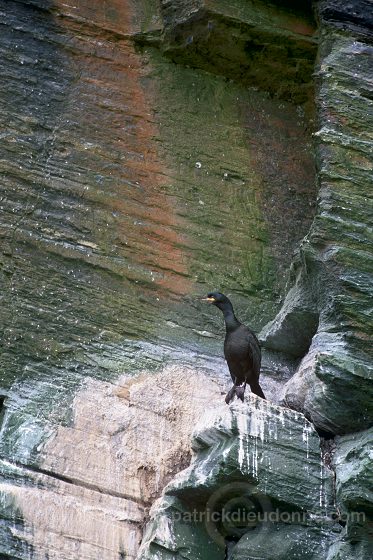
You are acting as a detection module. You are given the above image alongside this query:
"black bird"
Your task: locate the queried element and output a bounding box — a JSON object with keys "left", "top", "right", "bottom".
{"left": 202, "top": 292, "right": 265, "bottom": 404}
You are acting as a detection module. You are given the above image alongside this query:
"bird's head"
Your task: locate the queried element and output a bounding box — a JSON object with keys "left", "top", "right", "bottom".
{"left": 202, "top": 291, "right": 232, "bottom": 310}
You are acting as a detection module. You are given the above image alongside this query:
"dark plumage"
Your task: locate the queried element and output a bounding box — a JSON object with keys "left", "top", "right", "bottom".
{"left": 203, "top": 292, "right": 265, "bottom": 404}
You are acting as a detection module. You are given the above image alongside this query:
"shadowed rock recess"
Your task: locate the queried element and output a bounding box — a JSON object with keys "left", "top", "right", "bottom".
{"left": 0, "top": 1, "right": 371, "bottom": 559}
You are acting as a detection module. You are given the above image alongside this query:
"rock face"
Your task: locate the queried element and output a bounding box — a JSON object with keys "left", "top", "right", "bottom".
{"left": 329, "top": 428, "right": 373, "bottom": 559}
{"left": 153, "top": 0, "right": 316, "bottom": 104}
{"left": 0, "top": 1, "right": 372, "bottom": 559}
{"left": 0, "top": 366, "right": 225, "bottom": 559}
{"left": 261, "top": 1, "right": 373, "bottom": 436}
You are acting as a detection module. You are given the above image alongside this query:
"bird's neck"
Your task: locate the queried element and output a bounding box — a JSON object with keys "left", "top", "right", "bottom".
{"left": 220, "top": 303, "right": 240, "bottom": 332}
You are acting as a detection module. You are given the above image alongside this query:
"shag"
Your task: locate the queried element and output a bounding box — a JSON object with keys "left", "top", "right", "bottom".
{"left": 202, "top": 292, "right": 265, "bottom": 404}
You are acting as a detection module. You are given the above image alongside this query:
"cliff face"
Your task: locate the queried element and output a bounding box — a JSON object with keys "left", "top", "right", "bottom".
{"left": 262, "top": 0, "right": 373, "bottom": 437}
{"left": 0, "top": 1, "right": 372, "bottom": 559}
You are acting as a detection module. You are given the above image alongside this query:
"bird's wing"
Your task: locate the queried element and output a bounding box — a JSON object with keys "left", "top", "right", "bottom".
{"left": 224, "top": 325, "right": 261, "bottom": 381}
{"left": 240, "top": 326, "right": 261, "bottom": 374}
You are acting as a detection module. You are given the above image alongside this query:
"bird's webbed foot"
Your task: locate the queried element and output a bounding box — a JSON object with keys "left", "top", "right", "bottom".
{"left": 225, "top": 384, "right": 246, "bottom": 404}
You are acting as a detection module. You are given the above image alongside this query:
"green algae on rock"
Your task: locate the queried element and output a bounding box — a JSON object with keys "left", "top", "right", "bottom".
{"left": 141, "top": 48, "right": 316, "bottom": 333}
{"left": 143, "top": 0, "right": 317, "bottom": 104}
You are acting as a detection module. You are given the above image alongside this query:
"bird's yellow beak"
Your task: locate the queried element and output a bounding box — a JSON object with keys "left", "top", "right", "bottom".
{"left": 201, "top": 296, "right": 216, "bottom": 303}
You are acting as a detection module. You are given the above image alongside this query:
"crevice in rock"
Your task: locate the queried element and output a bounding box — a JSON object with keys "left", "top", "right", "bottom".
{"left": 316, "top": 427, "right": 335, "bottom": 441}
{"left": 320, "top": 435, "right": 342, "bottom": 531}
{"left": 262, "top": 308, "right": 320, "bottom": 360}
{"left": 320, "top": 436, "right": 336, "bottom": 470}
{"left": 136, "top": 1, "right": 317, "bottom": 104}
{"left": 1, "top": 456, "right": 145, "bottom": 506}
{"left": 0, "top": 395, "right": 6, "bottom": 431}
{"left": 224, "top": 536, "right": 239, "bottom": 560}
{"left": 360, "top": 88, "right": 373, "bottom": 101}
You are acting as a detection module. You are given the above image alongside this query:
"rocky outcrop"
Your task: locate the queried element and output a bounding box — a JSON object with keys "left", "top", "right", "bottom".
{"left": 138, "top": 397, "right": 336, "bottom": 559}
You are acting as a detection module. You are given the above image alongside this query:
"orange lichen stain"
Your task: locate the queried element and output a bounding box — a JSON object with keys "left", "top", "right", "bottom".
{"left": 272, "top": 8, "right": 316, "bottom": 38}
{"left": 53, "top": 0, "right": 137, "bottom": 35}
{"left": 53, "top": 0, "right": 192, "bottom": 299}
{"left": 239, "top": 93, "right": 316, "bottom": 276}
{"left": 282, "top": 21, "right": 315, "bottom": 37}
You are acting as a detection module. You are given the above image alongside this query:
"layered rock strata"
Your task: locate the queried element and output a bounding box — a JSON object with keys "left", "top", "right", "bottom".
{"left": 0, "top": 367, "right": 224, "bottom": 559}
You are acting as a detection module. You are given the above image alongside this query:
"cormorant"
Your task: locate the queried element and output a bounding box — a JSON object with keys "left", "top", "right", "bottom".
{"left": 202, "top": 292, "right": 265, "bottom": 404}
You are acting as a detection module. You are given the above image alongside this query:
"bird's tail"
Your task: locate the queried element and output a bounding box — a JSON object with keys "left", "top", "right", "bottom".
{"left": 250, "top": 382, "right": 266, "bottom": 400}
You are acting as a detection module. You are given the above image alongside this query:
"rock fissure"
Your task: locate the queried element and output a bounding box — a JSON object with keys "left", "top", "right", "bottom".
{"left": 0, "top": 456, "right": 147, "bottom": 506}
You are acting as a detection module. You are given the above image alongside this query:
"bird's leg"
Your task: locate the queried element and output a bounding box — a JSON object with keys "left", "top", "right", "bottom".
{"left": 225, "top": 385, "right": 236, "bottom": 404}
{"left": 226, "top": 381, "right": 247, "bottom": 404}
{"left": 225, "top": 376, "right": 238, "bottom": 404}
{"left": 235, "top": 381, "right": 246, "bottom": 402}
